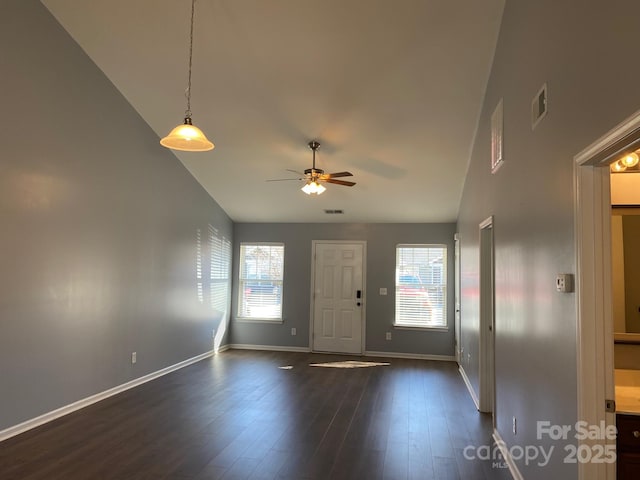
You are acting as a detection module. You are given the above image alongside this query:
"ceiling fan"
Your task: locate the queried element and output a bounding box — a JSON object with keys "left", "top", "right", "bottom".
{"left": 268, "top": 141, "right": 356, "bottom": 195}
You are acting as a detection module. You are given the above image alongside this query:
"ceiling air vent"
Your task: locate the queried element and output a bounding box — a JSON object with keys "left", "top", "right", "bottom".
{"left": 324, "top": 209, "right": 344, "bottom": 215}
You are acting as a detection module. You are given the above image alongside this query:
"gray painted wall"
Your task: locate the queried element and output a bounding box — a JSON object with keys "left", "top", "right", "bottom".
{"left": 0, "top": 0, "right": 232, "bottom": 431}
{"left": 457, "top": 0, "right": 640, "bottom": 478}
{"left": 231, "top": 223, "right": 456, "bottom": 356}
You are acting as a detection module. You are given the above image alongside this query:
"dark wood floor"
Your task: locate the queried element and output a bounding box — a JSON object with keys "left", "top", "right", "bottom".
{"left": 0, "top": 350, "right": 512, "bottom": 480}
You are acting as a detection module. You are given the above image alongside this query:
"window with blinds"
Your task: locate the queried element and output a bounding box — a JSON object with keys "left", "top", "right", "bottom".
{"left": 209, "top": 225, "right": 231, "bottom": 315}
{"left": 395, "top": 245, "right": 447, "bottom": 328}
{"left": 238, "top": 243, "right": 284, "bottom": 320}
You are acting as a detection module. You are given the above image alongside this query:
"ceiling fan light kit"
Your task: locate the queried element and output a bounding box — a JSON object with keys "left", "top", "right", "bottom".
{"left": 160, "top": 0, "right": 214, "bottom": 152}
{"left": 302, "top": 181, "right": 326, "bottom": 195}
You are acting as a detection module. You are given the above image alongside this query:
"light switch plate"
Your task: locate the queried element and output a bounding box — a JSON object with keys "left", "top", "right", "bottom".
{"left": 379, "top": 288, "right": 387, "bottom": 295}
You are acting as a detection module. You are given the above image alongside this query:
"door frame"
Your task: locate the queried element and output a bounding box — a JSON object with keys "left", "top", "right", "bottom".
{"left": 478, "top": 216, "right": 495, "bottom": 416}
{"left": 454, "top": 233, "right": 461, "bottom": 363}
{"left": 309, "top": 240, "right": 367, "bottom": 354}
{"left": 574, "top": 109, "right": 640, "bottom": 480}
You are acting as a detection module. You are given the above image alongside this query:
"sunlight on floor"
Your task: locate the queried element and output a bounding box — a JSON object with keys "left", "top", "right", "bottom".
{"left": 309, "top": 361, "right": 390, "bottom": 369}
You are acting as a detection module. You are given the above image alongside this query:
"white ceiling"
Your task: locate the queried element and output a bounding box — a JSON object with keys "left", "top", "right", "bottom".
{"left": 42, "top": 0, "right": 504, "bottom": 223}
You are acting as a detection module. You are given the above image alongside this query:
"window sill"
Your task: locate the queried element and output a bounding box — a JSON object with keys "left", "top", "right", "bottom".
{"left": 393, "top": 324, "right": 449, "bottom": 332}
{"left": 235, "top": 317, "right": 283, "bottom": 324}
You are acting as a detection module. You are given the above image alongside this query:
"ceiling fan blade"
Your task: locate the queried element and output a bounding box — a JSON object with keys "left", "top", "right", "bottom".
{"left": 266, "top": 177, "right": 303, "bottom": 182}
{"left": 325, "top": 178, "right": 356, "bottom": 187}
{"left": 324, "top": 171, "right": 353, "bottom": 178}
{"left": 286, "top": 168, "right": 306, "bottom": 176}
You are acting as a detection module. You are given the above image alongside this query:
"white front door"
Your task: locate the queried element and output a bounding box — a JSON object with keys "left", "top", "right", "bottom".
{"left": 312, "top": 242, "right": 364, "bottom": 354}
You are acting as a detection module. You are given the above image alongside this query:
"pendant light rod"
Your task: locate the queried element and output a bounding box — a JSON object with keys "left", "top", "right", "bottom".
{"left": 302, "top": 142, "right": 325, "bottom": 195}
{"left": 185, "top": 0, "right": 196, "bottom": 119}
{"left": 309, "top": 141, "right": 320, "bottom": 171}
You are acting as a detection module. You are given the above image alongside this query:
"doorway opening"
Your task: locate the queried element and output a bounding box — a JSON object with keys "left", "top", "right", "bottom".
{"left": 455, "top": 233, "right": 461, "bottom": 363}
{"left": 574, "top": 108, "right": 640, "bottom": 480}
{"left": 479, "top": 216, "right": 495, "bottom": 419}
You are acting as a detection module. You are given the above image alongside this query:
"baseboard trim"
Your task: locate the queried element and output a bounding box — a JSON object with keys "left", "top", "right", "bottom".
{"left": 0, "top": 349, "right": 219, "bottom": 443}
{"left": 228, "top": 345, "right": 455, "bottom": 361}
{"left": 459, "top": 364, "right": 480, "bottom": 410}
{"left": 365, "top": 350, "right": 456, "bottom": 362}
{"left": 229, "top": 344, "right": 312, "bottom": 353}
{"left": 493, "top": 428, "right": 524, "bottom": 480}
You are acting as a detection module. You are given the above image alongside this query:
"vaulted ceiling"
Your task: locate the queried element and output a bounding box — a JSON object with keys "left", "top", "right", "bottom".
{"left": 42, "top": 0, "right": 505, "bottom": 223}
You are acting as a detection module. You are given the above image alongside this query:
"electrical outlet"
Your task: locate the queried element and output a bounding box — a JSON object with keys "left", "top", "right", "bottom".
{"left": 131, "top": 352, "right": 137, "bottom": 364}
{"left": 556, "top": 273, "right": 574, "bottom": 293}
{"left": 386, "top": 332, "right": 392, "bottom": 341}
{"left": 512, "top": 416, "right": 517, "bottom": 435}
{"left": 291, "top": 327, "right": 297, "bottom": 336}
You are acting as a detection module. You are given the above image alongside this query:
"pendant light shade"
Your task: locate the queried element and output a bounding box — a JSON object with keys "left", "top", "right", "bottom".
{"left": 160, "top": 117, "right": 214, "bottom": 151}
{"left": 161, "top": 0, "right": 213, "bottom": 152}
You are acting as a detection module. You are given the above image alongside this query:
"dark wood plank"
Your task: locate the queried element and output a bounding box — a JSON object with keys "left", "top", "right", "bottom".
{"left": 0, "top": 350, "right": 513, "bottom": 480}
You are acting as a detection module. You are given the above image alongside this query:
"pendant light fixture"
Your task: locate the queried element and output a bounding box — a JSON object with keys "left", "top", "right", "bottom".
{"left": 160, "top": 0, "right": 214, "bottom": 152}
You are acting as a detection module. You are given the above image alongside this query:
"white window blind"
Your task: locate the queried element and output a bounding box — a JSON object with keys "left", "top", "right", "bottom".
{"left": 395, "top": 245, "right": 447, "bottom": 328}
{"left": 238, "top": 243, "right": 284, "bottom": 320}
{"left": 209, "top": 225, "right": 231, "bottom": 314}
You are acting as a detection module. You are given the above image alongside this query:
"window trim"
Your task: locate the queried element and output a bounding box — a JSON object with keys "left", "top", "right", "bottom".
{"left": 236, "top": 242, "right": 285, "bottom": 322}
{"left": 393, "top": 243, "right": 448, "bottom": 329}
